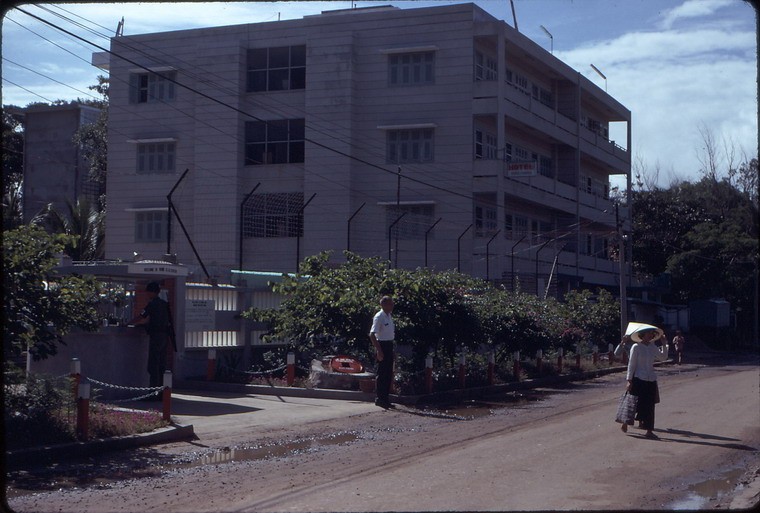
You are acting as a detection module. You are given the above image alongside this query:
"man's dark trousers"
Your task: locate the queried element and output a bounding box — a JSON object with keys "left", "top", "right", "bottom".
{"left": 147, "top": 332, "right": 169, "bottom": 388}
{"left": 376, "top": 340, "right": 394, "bottom": 405}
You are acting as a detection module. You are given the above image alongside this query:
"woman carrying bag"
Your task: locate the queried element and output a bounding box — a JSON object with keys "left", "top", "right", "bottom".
{"left": 622, "top": 324, "right": 669, "bottom": 439}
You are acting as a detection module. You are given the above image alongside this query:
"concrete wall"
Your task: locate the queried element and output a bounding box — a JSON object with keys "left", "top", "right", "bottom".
{"left": 30, "top": 327, "right": 151, "bottom": 399}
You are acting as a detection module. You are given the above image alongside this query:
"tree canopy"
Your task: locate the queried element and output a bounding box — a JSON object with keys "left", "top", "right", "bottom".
{"left": 632, "top": 160, "right": 759, "bottom": 342}
{"left": 244, "top": 251, "right": 620, "bottom": 372}
{"left": 3, "top": 225, "right": 102, "bottom": 361}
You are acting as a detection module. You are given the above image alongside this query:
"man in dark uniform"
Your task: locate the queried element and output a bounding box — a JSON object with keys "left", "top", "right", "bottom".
{"left": 134, "top": 282, "right": 172, "bottom": 399}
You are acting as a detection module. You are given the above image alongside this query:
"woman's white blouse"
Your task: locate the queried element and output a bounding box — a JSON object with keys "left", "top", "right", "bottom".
{"left": 626, "top": 342, "right": 668, "bottom": 382}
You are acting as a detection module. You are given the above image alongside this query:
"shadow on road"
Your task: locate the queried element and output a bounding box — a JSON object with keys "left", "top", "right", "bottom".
{"left": 645, "top": 427, "right": 758, "bottom": 451}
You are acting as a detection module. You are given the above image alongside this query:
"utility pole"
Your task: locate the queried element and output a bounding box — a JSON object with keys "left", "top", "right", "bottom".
{"left": 617, "top": 203, "right": 628, "bottom": 336}
{"left": 295, "top": 193, "right": 316, "bottom": 273}
{"left": 395, "top": 165, "right": 401, "bottom": 268}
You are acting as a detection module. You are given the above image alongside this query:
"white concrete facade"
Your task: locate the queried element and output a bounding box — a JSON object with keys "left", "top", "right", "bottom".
{"left": 100, "top": 2, "right": 631, "bottom": 295}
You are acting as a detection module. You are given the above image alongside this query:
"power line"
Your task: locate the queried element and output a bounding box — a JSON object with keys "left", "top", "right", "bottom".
{"left": 9, "top": 7, "right": 621, "bottom": 264}
{"left": 15, "top": 6, "right": 477, "bottom": 203}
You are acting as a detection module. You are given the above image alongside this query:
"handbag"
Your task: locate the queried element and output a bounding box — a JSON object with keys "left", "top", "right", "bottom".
{"left": 615, "top": 391, "right": 638, "bottom": 425}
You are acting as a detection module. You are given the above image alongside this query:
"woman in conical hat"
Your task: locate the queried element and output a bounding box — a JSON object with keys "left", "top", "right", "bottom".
{"left": 622, "top": 324, "right": 669, "bottom": 439}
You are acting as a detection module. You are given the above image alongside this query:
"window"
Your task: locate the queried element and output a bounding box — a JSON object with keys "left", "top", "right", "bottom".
{"left": 130, "top": 72, "right": 176, "bottom": 103}
{"left": 475, "top": 129, "right": 498, "bottom": 160}
{"left": 247, "top": 45, "right": 306, "bottom": 92}
{"left": 505, "top": 213, "right": 529, "bottom": 240}
{"left": 474, "top": 51, "right": 497, "bottom": 81}
{"left": 245, "top": 119, "right": 305, "bottom": 165}
{"left": 475, "top": 203, "right": 497, "bottom": 237}
{"left": 389, "top": 52, "right": 435, "bottom": 86}
{"left": 581, "top": 233, "right": 608, "bottom": 257}
{"left": 506, "top": 68, "right": 529, "bottom": 94}
{"left": 532, "top": 220, "right": 554, "bottom": 244}
{"left": 532, "top": 84, "right": 554, "bottom": 108}
{"left": 385, "top": 204, "right": 435, "bottom": 239}
{"left": 538, "top": 155, "right": 553, "bottom": 178}
{"left": 137, "top": 142, "right": 175, "bottom": 174}
{"left": 513, "top": 145, "right": 530, "bottom": 161}
{"left": 243, "top": 193, "right": 304, "bottom": 238}
{"left": 387, "top": 128, "right": 434, "bottom": 163}
{"left": 135, "top": 211, "right": 167, "bottom": 242}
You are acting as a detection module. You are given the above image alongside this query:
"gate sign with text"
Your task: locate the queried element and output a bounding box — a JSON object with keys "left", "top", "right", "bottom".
{"left": 185, "top": 299, "right": 216, "bottom": 332}
{"left": 507, "top": 160, "right": 537, "bottom": 177}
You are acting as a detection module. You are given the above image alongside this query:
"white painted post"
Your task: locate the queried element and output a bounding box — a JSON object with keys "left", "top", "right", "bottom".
{"left": 76, "top": 382, "right": 91, "bottom": 440}
{"left": 425, "top": 354, "right": 434, "bottom": 393}
{"left": 286, "top": 352, "right": 296, "bottom": 386}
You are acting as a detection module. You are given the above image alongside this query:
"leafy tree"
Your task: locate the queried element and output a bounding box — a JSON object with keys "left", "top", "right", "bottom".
{"left": 35, "top": 198, "right": 105, "bottom": 261}
{"left": 2, "top": 106, "right": 24, "bottom": 194}
{"left": 631, "top": 183, "right": 703, "bottom": 279}
{"left": 249, "top": 251, "right": 386, "bottom": 363}
{"left": 387, "top": 266, "right": 487, "bottom": 368}
{"left": 246, "top": 252, "right": 488, "bottom": 368}
{"left": 475, "top": 287, "right": 556, "bottom": 362}
{"left": 558, "top": 289, "right": 620, "bottom": 351}
{"left": 73, "top": 75, "right": 109, "bottom": 194}
{"left": 3, "top": 225, "right": 102, "bottom": 361}
{"left": 632, "top": 162, "right": 759, "bottom": 345}
{"left": 2, "top": 179, "right": 23, "bottom": 230}
{"left": 245, "top": 251, "right": 625, "bottom": 376}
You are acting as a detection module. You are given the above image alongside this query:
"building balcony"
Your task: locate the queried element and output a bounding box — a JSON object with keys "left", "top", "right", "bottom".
{"left": 503, "top": 85, "right": 628, "bottom": 167}
{"left": 472, "top": 160, "right": 615, "bottom": 222}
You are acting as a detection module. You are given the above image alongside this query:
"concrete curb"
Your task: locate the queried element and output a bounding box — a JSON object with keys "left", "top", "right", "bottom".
{"left": 5, "top": 423, "right": 195, "bottom": 470}
{"left": 177, "top": 363, "right": 641, "bottom": 407}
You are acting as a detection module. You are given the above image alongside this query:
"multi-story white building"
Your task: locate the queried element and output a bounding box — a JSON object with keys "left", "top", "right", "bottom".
{"left": 97, "top": 2, "right": 631, "bottom": 297}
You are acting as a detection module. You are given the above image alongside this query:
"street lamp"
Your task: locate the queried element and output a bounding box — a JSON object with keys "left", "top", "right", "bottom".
{"left": 590, "top": 63, "right": 607, "bottom": 92}
{"left": 540, "top": 25, "right": 553, "bottom": 54}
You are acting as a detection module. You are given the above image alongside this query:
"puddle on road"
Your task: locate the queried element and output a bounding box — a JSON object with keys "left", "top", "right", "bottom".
{"left": 6, "top": 433, "right": 360, "bottom": 499}
{"left": 417, "top": 390, "right": 548, "bottom": 419}
{"left": 7, "top": 390, "right": 549, "bottom": 499}
{"left": 176, "top": 432, "right": 359, "bottom": 468}
{"left": 668, "top": 467, "right": 746, "bottom": 510}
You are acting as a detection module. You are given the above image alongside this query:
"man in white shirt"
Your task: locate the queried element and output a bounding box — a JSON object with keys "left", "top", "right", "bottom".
{"left": 369, "top": 296, "right": 395, "bottom": 409}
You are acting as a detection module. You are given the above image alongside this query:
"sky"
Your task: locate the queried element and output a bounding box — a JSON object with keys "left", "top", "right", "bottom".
{"left": 2, "top": 0, "right": 757, "bottom": 188}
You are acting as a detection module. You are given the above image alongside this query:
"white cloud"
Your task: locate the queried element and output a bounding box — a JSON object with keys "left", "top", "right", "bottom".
{"left": 659, "top": 0, "right": 735, "bottom": 29}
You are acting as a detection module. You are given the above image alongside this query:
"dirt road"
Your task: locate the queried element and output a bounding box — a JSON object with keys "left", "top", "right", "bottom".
{"left": 7, "top": 358, "right": 759, "bottom": 512}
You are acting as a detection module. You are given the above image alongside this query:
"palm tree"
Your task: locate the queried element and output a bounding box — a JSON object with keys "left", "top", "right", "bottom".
{"left": 2, "top": 180, "right": 23, "bottom": 230}
{"left": 36, "top": 197, "right": 105, "bottom": 261}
